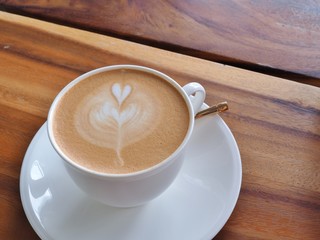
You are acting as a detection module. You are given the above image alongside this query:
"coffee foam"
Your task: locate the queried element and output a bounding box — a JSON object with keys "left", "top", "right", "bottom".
{"left": 52, "top": 69, "right": 189, "bottom": 174}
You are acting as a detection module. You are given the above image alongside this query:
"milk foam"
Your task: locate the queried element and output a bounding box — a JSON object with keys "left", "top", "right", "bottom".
{"left": 75, "top": 82, "right": 159, "bottom": 166}
{"left": 53, "top": 69, "right": 190, "bottom": 174}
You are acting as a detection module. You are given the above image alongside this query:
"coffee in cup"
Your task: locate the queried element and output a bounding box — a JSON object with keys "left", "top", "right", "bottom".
{"left": 48, "top": 65, "right": 205, "bottom": 207}
{"left": 51, "top": 68, "right": 190, "bottom": 174}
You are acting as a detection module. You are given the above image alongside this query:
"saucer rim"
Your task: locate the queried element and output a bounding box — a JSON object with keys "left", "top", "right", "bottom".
{"left": 20, "top": 114, "right": 242, "bottom": 240}
{"left": 20, "top": 123, "right": 53, "bottom": 239}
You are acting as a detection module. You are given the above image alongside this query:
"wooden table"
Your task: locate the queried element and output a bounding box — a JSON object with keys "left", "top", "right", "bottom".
{"left": 1, "top": 0, "right": 320, "bottom": 87}
{"left": 0, "top": 4, "right": 319, "bottom": 240}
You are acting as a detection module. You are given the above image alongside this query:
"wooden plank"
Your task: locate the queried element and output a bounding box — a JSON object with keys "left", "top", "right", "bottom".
{"left": 0, "top": 12, "right": 319, "bottom": 240}
{"left": 0, "top": 0, "right": 319, "bottom": 87}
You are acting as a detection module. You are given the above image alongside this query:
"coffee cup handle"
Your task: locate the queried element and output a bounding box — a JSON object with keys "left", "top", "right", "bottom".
{"left": 182, "top": 82, "right": 206, "bottom": 115}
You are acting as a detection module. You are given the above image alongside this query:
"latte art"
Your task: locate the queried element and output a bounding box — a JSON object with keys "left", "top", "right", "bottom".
{"left": 52, "top": 69, "right": 189, "bottom": 174}
{"left": 75, "top": 82, "right": 159, "bottom": 166}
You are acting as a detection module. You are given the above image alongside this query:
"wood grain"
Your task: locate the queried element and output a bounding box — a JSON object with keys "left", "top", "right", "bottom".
{"left": 0, "top": 12, "right": 319, "bottom": 239}
{"left": 0, "top": 0, "right": 319, "bottom": 87}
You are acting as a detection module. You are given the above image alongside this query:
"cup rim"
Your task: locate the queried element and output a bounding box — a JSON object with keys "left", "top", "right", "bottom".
{"left": 47, "top": 64, "right": 195, "bottom": 179}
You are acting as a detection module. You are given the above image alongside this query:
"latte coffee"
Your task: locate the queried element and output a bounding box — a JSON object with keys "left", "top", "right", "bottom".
{"left": 51, "top": 68, "right": 190, "bottom": 174}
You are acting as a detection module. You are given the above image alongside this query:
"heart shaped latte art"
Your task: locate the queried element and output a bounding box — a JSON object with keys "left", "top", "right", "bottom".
{"left": 112, "top": 83, "right": 131, "bottom": 105}
{"left": 75, "top": 82, "right": 159, "bottom": 166}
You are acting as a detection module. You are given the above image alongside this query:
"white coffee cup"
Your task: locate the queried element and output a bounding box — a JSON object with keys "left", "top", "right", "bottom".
{"left": 47, "top": 65, "right": 205, "bottom": 207}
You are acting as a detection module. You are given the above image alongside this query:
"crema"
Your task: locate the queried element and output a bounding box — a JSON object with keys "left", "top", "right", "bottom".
{"left": 52, "top": 69, "right": 189, "bottom": 174}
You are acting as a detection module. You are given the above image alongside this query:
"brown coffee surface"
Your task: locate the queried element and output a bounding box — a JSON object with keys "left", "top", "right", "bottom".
{"left": 52, "top": 69, "right": 189, "bottom": 174}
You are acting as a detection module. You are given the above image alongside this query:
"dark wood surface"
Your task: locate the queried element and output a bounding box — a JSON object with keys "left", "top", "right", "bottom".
{"left": 0, "top": 0, "right": 319, "bottom": 87}
{"left": 1, "top": 12, "right": 319, "bottom": 239}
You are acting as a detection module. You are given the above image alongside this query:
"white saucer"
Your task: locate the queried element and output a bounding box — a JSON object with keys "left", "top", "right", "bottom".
{"left": 20, "top": 114, "right": 242, "bottom": 240}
